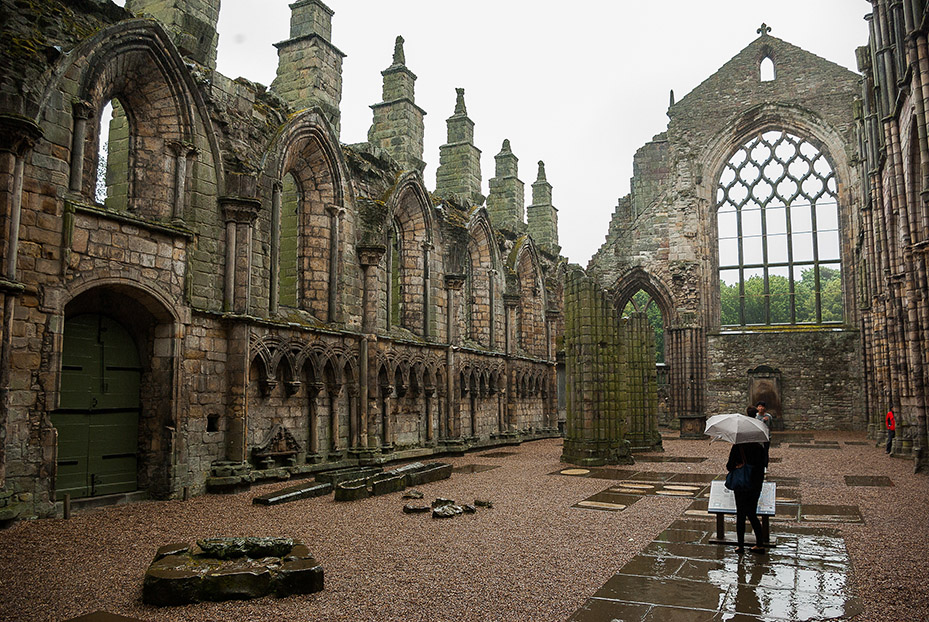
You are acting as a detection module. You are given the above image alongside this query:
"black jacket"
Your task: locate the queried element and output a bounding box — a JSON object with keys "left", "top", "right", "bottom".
{"left": 726, "top": 442, "right": 767, "bottom": 488}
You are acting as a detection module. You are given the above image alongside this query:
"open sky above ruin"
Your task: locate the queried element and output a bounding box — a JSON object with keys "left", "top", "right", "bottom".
{"left": 148, "top": 0, "right": 869, "bottom": 267}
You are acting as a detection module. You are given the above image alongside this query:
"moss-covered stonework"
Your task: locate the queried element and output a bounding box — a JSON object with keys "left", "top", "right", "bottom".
{"left": 0, "top": 0, "right": 564, "bottom": 520}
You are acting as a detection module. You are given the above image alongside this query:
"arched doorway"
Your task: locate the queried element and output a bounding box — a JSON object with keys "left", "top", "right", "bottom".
{"left": 52, "top": 314, "right": 142, "bottom": 499}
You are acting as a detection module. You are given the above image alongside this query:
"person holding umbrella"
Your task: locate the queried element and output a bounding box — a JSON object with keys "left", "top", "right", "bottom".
{"left": 705, "top": 412, "right": 770, "bottom": 554}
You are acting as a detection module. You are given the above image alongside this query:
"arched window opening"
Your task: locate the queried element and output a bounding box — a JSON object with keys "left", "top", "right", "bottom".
{"left": 621, "top": 289, "right": 664, "bottom": 363}
{"left": 464, "top": 257, "right": 474, "bottom": 340}
{"left": 389, "top": 224, "right": 402, "bottom": 328}
{"left": 96, "top": 99, "right": 129, "bottom": 210}
{"left": 760, "top": 56, "right": 776, "bottom": 82}
{"left": 717, "top": 130, "right": 843, "bottom": 326}
{"left": 278, "top": 172, "right": 300, "bottom": 308}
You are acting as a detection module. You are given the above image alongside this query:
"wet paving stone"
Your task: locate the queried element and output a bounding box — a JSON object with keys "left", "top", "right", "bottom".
{"left": 798, "top": 504, "right": 863, "bottom": 523}
{"left": 574, "top": 489, "right": 641, "bottom": 512}
{"left": 633, "top": 455, "right": 708, "bottom": 463}
{"left": 594, "top": 574, "right": 729, "bottom": 610}
{"left": 655, "top": 528, "right": 713, "bottom": 545}
{"left": 667, "top": 472, "right": 717, "bottom": 484}
{"left": 566, "top": 597, "right": 651, "bottom": 622}
{"left": 452, "top": 464, "right": 499, "bottom": 474}
{"left": 569, "top": 523, "right": 860, "bottom": 622}
{"left": 766, "top": 476, "right": 800, "bottom": 486}
{"left": 844, "top": 475, "right": 893, "bottom": 487}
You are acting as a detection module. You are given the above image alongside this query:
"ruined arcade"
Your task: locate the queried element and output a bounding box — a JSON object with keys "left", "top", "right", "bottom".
{"left": 0, "top": 0, "right": 926, "bottom": 533}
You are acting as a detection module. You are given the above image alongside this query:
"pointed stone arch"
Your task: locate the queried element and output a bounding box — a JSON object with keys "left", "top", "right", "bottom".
{"left": 264, "top": 109, "right": 349, "bottom": 320}
{"left": 465, "top": 207, "right": 499, "bottom": 347}
{"left": 509, "top": 237, "right": 547, "bottom": 358}
{"left": 53, "top": 19, "right": 220, "bottom": 219}
{"left": 385, "top": 172, "right": 434, "bottom": 336}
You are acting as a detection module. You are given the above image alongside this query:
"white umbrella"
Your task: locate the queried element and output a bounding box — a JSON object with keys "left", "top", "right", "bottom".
{"left": 704, "top": 413, "right": 770, "bottom": 444}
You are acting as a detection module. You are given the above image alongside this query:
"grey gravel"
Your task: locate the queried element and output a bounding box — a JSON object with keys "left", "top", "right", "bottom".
{"left": 0, "top": 433, "right": 925, "bottom": 622}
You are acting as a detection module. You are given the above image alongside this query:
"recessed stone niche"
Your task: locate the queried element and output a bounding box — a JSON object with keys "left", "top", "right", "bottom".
{"left": 143, "top": 537, "right": 323, "bottom": 605}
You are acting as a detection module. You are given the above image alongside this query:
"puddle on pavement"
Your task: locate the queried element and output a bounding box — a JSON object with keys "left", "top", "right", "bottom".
{"left": 570, "top": 521, "right": 860, "bottom": 622}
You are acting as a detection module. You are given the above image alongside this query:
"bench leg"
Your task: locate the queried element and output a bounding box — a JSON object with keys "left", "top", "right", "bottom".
{"left": 716, "top": 513, "right": 726, "bottom": 541}
{"left": 761, "top": 515, "right": 770, "bottom": 545}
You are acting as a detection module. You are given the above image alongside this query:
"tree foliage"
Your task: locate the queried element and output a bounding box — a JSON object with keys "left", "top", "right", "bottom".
{"left": 720, "top": 266, "right": 843, "bottom": 325}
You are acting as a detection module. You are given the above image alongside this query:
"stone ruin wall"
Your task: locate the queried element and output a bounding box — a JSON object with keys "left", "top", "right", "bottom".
{"left": 0, "top": 0, "right": 564, "bottom": 518}
{"left": 588, "top": 32, "right": 865, "bottom": 432}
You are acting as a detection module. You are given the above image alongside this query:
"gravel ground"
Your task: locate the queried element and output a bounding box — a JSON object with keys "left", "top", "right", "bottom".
{"left": 0, "top": 433, "right": 926, "bottom": 622}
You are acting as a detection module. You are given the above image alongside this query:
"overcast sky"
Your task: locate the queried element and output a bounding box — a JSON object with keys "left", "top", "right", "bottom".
{"left": 209, "top": 1, "right": 871, "bottom": 267}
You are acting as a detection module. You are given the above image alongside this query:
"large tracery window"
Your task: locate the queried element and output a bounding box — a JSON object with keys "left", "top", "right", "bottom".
{"left": 717, "top": 130, "right": 843, "bottom": 326}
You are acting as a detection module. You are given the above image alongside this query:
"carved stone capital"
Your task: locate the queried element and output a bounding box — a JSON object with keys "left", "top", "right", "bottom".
{"left": 0, "top": 114, "right": 43, "bottom": 156}
{"left": 220, "top": 196, "right": 261, "bottom": 224}
{"left": 444, "top": 274, "right": 466, "bottom": 290}
{"left": 357, "top": 244, "right": 387, "bottom": 267}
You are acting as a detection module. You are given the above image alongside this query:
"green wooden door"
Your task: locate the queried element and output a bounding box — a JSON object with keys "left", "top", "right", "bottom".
{"left": 52, "top": 314, "right": 141, "bottom": 499}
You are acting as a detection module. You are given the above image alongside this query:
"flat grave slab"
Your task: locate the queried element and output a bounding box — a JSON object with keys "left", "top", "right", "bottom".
{"left": 799, "top": 504, "right": 864, "bottom": 523}
{"left": 573, "top": 489, "right": 641, "bottom": 512}
{"left": 844, "top": 475, "right": 893, "bottom": 487}
{"left": 478, "top": 451, "right": 518, "bottom": 458}
{"left": 789, "top": 443, "right": 841, "bottom": 449}
{"left": 452, "top": 464, "right": 499, "bottom": 474}
{"left": 632, "top": 455, "right": 707, "bottom": 463}
{"left": 63, "top": 613, "right": 146, "bottom": 622}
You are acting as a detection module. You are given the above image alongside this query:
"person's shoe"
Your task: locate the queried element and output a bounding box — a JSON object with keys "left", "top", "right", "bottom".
{"left": 735, "top": 546, "right": 745, "bottom": 554}
{"left": 749, "top": 546, "right": 765, "bottom": 554}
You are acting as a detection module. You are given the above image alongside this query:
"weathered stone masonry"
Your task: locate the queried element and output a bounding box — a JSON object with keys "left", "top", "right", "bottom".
{"left": 0, "top": 0, "right": 563, "bottom": 520}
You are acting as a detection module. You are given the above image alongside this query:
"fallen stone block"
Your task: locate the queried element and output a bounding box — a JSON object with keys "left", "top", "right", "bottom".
{"left": 142, "top": 537, "right": 323, "bottom": 606}
{"left": 407, "top": 462, "right": 453, "bottom": 486}
{"left": 333, "top": 478, "right": 370, "bottom": 501}
{"left": 315, "top": 466, "right": 382, "bottom": 486}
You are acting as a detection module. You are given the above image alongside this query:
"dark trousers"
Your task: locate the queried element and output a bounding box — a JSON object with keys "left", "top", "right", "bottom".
{"left": 734, "top": 486, "right": 763, "bottom": 547}
{"left": 886, "top": 429, "right": 895, "bottom": 454}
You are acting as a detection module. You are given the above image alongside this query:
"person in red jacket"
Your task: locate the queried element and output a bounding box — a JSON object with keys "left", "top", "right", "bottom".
{"left": 886, "top": 409, "right": 895, "bottom": 454}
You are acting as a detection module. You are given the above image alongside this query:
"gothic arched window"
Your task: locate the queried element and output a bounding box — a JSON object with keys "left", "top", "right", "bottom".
{"left": 621, "top": 290, "right": 664, "bottom": 363}
{"left": 717, "top": 130, "right": 843, "bottom": 326}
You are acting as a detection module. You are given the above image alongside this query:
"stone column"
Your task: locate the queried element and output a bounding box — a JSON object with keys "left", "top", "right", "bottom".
{"left": 307, "top": 381, "right": 324, "bottom": 458}
{"left": 424, "top": 384, "right": 435, "bottom": 443}
{"left": 488, "top": 269, "right": 497, "bottom": 350}
{"left": 380, "top": 381, "right": 394, "bottom": 452}
{"left": 445, "top": 275, "right": 465, "bottom": 442}
{"left": 69, "top": 101, "right": 92, "bottom": 193}
{"left": 357, "top": 245, "right": 386, "bottom": 333}
{"left": 422, "top": 242, "right": 432, "bottom": 339}
{"left": 327, "top": 380, "right": 342, "bottom": 452}
{"left": 269, "top": 182, "right": 282, "bottom": 315}
{"left": 169, "top": 141, "right": 197, "bottom": 222}
{"left": 221, "top": 197, "right": 261, "bottom": 315}
{"left": 503, "top": 294, "right": 519, "bottom": 355}
{"left": 327, "top": 204, "right": 344, "bottom": 323}
{"left": 0, "top": 115, "right": 42, "bottom": 489}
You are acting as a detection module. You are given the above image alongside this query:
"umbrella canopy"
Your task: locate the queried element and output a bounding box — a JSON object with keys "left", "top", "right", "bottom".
{"left": 704, "top": 413, "right": 770, "bottom": 444}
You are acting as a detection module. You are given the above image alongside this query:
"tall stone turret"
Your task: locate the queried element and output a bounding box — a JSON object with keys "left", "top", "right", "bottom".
{"left": 486, "top": 139, "right": 525, "bottom": 233}
{"left": 271, "top": 0, "right": 345, "bottom": 134}
{"left": 126, "top": 0, "right": 220, "bottom": 69}
{"left": 434, "top": 88, "right": 484, "bottom": 206}
{"left": 527, "top": 161, "right": 559, "bottom": 254}
{"left": 367, "top": 36, "right": 426, "bottom": 173}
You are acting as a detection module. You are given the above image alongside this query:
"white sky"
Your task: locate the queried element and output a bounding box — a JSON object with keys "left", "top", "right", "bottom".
{"left": 209, "top": 0, "right": 870, "bottom": 267}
